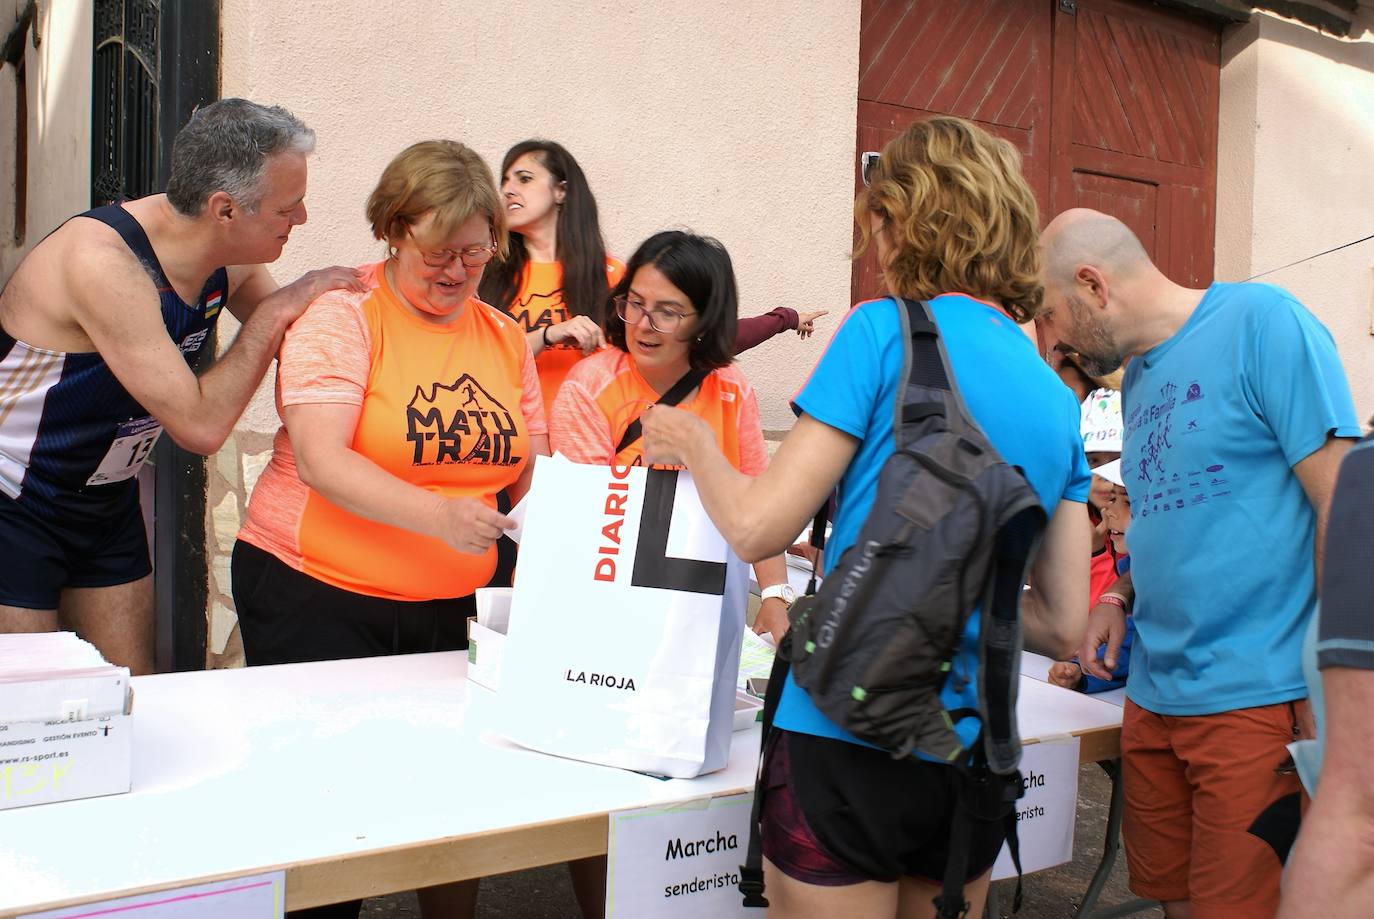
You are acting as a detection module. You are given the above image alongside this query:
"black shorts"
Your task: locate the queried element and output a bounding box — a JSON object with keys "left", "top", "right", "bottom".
{"left": 0, "top": 488, "right": 151, "bottom": 609}
{"left": 761, "top": 729, "right": 1013, "bottom": 886}
{"left": 231, "top": 540, "right": 473, "bottom": 666}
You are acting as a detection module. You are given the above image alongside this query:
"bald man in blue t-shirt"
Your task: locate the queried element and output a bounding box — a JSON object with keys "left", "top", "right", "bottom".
{"left": 1038, "top": 208, "right": 1359, "bottom": 918}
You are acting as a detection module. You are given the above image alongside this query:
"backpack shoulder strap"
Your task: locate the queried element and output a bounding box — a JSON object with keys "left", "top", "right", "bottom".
{"left": 738, "top": 642, "right": 792, "bottom": 909}
{"left": 803, "top": 497, "right": 830, "bottom": 597}
{"left": 893, "top": 297, "right": 987, "bottom": 446}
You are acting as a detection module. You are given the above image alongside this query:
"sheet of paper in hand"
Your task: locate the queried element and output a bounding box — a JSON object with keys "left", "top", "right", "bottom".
{"left": 498, "top": 456, "right": 748, "bottom": 778}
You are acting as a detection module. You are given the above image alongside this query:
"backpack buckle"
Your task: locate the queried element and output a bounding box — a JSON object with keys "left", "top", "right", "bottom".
{"left": 932, "top": 892, "right": 970, "bottom": 918}
{"left": 738, "top": 866, "right": 769, "bottom": 908}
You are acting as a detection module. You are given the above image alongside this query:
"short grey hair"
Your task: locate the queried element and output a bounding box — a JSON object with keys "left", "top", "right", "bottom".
{"left": 165, "top": 99, "right": 315, "bottom": 216}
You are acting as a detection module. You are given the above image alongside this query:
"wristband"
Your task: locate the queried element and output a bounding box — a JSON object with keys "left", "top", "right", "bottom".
{"left": 1097, "top": 594, "right": 1127, "bottom": 611}
{"left": 541, "top": 324, "right": 553, "bottom": 348}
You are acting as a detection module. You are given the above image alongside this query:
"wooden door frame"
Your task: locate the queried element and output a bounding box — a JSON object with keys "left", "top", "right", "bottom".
{"left": 1048, "top": 0, "right": 1220, "bottom": 283}
{"left": 91, "top": 0, "right": 221, "bottom": 672}
{"left": 153, "top": 0, "right": 221, "bottom": 673}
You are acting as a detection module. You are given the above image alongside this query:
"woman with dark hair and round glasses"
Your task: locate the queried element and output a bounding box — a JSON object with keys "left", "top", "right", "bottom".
{"left": 550, "top": 229, "right": 793, "bottom": 642}
{"left": 549, "top": 229, "right": 793, "bottom": 917}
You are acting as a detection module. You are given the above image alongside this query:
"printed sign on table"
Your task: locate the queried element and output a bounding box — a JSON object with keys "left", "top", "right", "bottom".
{"left": 991, "top": 735, "right": 1081, "bottom": 880}
{"left": 607, "top": 792, "right": 753, "bottom": 918}
{"left": 21, "top": 871, "right": 285, "bottom": 919}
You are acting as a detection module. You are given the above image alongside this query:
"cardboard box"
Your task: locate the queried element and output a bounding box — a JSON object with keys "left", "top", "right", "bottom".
{"left": 0, "top": 670, "right": 130, "bottom": 724}
{"left": 0, "top": 686, "right": 133, "bottom": 811}
{"left": 733, "top": 690, "right": 763, "bottom": 732}
{"left": 467, "top": 617, "right": 506, "bottom": 693}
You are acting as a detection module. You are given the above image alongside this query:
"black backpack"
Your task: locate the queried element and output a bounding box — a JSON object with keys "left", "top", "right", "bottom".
{"left": 740, "top": 297, "right": 1048, "bottom": 918}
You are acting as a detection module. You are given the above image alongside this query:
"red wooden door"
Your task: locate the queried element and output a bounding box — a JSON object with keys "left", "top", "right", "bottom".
{"left": 1049, "top": 0, "right": 1220, "bottom": 286}
{"left": 855, "top": 0, "right": 1053, "bottom": 302}
{"left": 853, "top": 0, "right": 1219, "bottom": 302}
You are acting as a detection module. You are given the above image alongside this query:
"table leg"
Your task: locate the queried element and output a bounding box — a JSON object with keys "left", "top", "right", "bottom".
{"left": 1077, "top": 759, "right": 1157, "bottom": 918}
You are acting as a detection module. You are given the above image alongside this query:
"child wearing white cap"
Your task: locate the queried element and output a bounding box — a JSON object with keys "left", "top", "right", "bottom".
{"left": 1048, "top": 388, "right": 1135, "bottom": 693}
{"left": 1080, "top": 386, "right": 1123, "bottom": 517}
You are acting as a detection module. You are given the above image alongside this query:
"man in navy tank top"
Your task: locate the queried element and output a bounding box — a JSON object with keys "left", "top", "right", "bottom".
{"left": 0, "top": 98, "right": 364, "bottom": 673}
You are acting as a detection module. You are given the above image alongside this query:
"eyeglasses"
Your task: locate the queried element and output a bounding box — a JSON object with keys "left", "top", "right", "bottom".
{"left": 411, "top": 231, "right": 499, "bottom": 270}
{"left": 614, "top": 296, "right": 693, "bottom": 334}
{"left": 860, "top": 151, "right": 881, "bottom": 187}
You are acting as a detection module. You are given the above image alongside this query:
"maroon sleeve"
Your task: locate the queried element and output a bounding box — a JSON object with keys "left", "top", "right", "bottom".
{"left": 733, "top": 308, "right": 799, "bottom": 354}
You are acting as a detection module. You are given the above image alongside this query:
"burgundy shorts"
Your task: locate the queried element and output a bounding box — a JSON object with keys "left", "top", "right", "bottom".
{"left": 760, "top": 729, "right": 1011, "bottom": 887}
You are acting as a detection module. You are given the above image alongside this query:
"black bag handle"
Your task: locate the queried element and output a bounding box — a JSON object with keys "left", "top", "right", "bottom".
{"left": 804, "top": 499, "right": 830, "bottom": 597}
{"left": 740, "top": 493, "right": 831, "bottom": 908}
{"left": 739, "top": 643, "right": 790, "bottom": 909}
{"left": 614, "top": 367, "right": 709, "bottom": 456}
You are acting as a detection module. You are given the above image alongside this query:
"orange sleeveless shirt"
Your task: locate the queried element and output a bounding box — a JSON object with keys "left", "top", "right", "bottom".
{"left": 238, "top": 262, "right": 546, "bottom": 601}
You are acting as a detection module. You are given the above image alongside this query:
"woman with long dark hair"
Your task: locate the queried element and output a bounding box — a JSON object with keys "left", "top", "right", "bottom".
{"left": 550, "top": 229, "right": 793, "bottom": 919}
{"left": 479, "top": 140, "right": 620, "bottom": 417}
{"left": 481, "top": 140, "right": 829, "bottom": 418}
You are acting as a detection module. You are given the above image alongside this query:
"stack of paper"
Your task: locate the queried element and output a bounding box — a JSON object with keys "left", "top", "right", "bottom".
{"left": 737, "top": 629, "right": 776, "bottom": 692}
{"left": 475, "top": 587, "right": 513, "bottom": 634}
{"left": 0, "top": 632, "right": 134, "bottom": 810}
{"left": 0, "top": 632, "right": 131, "bottom": 723}
{"left": 468, "top": 589, "right": 513, "bottom": 692}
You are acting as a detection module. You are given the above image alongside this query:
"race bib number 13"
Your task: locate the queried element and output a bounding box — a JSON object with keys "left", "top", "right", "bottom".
{"left": 86, "top": 416, "right": 163, "bottom": 486}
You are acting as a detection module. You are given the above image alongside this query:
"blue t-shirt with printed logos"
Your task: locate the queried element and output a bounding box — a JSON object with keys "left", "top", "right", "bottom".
{"left": 1121, "top": 281, "right": 1360, "bottom": 716}
{"left": 774, "top": 294, "right": 1091, "bottom": 756}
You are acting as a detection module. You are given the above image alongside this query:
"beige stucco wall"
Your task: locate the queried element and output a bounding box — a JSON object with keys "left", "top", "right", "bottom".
{"left": 1216, "top": 8, "right": 1374, "bottom": 423}
{"left": 203, "top": 0, "right": 863, "bottom": 664}
{"left": 0, "top": 0, "right": 92, "bottom": 283}
{"left": 218, "top": 0, "right": 862, "bottom": 437}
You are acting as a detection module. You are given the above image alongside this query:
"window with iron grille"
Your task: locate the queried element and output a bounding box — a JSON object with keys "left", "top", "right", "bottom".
{"left": 92, "top": 0, "right": 161, "bottom": 207}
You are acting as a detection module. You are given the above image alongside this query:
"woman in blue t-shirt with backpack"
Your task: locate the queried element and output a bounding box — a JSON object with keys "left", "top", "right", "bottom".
{"left": 642, "top": 116, "right": 1090, "bottom": 919}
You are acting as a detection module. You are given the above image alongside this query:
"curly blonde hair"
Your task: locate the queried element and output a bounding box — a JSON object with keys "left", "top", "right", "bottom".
{"left": 854, "top": 116, "right": 1042, "bottom": 323}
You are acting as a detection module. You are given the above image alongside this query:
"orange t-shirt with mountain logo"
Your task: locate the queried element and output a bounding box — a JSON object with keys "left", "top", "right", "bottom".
{"left": 505, "top": 258, "right": 626, "bottom": 416}
{"left": 238, "top": 261, "right": 547, "bottom": 601}
{"left": 548, "top": 348, "right": 767, "bottom": 474}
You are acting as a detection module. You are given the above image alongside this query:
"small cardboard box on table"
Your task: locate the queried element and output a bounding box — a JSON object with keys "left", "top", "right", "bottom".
{"left": 467, "top": 587, "right": 511, "bottom": 692}
{"left": 0, "top": 634, "right": 134, "bottom": 811}
{"left": 0, "top": 673, "right": 133, "bottom": 811}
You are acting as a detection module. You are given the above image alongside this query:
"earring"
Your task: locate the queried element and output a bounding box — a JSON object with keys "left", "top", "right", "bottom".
{"left": 388, "top": 245, "right": 399, "bottom": 259}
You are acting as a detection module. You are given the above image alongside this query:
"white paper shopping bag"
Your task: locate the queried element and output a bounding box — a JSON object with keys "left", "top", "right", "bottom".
{"left": 497, "top": 456, "right": 748, "bottom": 778}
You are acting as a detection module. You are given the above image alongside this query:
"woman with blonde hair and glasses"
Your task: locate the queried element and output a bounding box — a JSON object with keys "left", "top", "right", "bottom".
{"left": 641, "top": 117, "right": 1090, "bottom": 918}
{"left": 233, "top": 140, "right": 547, "bottom": 918}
